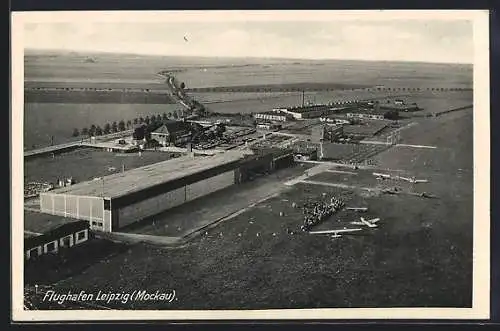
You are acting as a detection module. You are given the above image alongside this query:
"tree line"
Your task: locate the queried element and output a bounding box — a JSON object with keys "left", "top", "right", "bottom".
{"left": 72, "top": 110, "right": 183, "bottom": 138}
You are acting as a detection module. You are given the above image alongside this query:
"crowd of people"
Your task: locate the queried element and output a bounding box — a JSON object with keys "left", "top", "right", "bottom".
{"left": 300, "top": 196, "right": 345, "bottom": 231}
{"left": 24, "top": 182, "right": 53, "bottom": 199}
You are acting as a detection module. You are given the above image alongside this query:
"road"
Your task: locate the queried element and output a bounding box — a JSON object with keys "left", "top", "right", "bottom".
{"left": 158, "top": 72, "right": 209, "bottom": 117}
{"left": 24, "top": 130, "right": 134, "bottom": 158}
{"left": 158, "top": 72, "right": 192, "bottom": 111}
{"left": 24, "top": 141, "right": 81, "bottom": 158}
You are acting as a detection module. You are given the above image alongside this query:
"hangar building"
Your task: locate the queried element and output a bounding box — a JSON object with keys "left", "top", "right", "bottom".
{"left": 39, "top": 150, "right": 291, "bottom": 232}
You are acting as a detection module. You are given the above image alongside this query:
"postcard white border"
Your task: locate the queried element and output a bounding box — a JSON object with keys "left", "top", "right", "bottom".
{"left": 11, "top": 10, "right": 490, "bottom": 321}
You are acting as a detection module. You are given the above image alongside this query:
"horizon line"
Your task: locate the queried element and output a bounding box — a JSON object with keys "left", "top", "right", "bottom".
{"left": 24, "top": 48, "right": 473, "bottom": 66}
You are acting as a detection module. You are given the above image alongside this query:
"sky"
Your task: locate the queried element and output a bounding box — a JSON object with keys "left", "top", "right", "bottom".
{"left": 23, "top": 20, "right": 473, "bottom": 64}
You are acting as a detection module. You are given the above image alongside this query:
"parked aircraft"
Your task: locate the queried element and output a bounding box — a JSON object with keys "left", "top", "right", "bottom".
{"left": 308, "top": 228, "right": 362, "bottom": 238}
{"left": 382, "top": 187, "right": 399, "bottom": 194}
{"left": 350, "top": 217, "right": 380, "bottom": 228}
{"left": 398, "top": 176, "right": 428, "bottom": 183}
{"left": 373, "top": 172, "right": 391, "bottom": 180}
{"left": 345, "top": 207, "right": 368, "bottom": 212}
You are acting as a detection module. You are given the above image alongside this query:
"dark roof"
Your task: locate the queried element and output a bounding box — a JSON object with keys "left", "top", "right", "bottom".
{"left": 25, "top": 220, "right": 89, "bottom": 250}
{"left": 347, "top": 108, "right": 392, "bottom": 116}
{"left": 133, "top": 123, "right": 147, "bottom": 129}
{"left": 254, "top": 111, "right": 289, "bottom": 116}
{"left": 285, "top": 105, "right": 330, "bottom": 113}
{"left": 291, "top": 141, "right": 319, "bottom": 153}
{"left": 250, "top": 147, "right": 293, "bottom": 159}
{"left": 380, "top": 104, "right": 419, "bottom": 111}
{"left": 152, "top": 120, "right": 190, "bottom": 135}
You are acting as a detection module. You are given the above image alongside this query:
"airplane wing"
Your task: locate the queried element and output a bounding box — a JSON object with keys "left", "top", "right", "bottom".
{"left": 309, "top": 228, "right": 362, "bottom": 235}
{"left": 368, "top": 218, "right": 381, "bottom": 223}
{"left": 415, "top": 179, "right": 428, "bottom": 183}
{"left": 346, "top": 207, "right": 368, "bottom": 211}
{"left": 335, "top": 228, "right": 363, "bottom": 233}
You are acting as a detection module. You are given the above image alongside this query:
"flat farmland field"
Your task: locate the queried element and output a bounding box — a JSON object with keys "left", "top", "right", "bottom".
{"left": 176, "top": 61, "right": 472, "bottom": 89}
{"left": 190, "top": 91, "right": 299, "bottom": 104}
{"left": 26, "top": 51, "right": 472, "bottom": 91}
{"left": 25, "top": 51, "right": 201, "bottom": 82}
{"left": 25, "top": 80, "right": 169, "bottom": 91}
{"left": 25, "top": 51, "right": 288, "bottom": 83}
{"left": 24, "top": 103, "right": 181, "bottom": 150}
{"left": 24, "top": 148, "right": 174, "bottom": 185}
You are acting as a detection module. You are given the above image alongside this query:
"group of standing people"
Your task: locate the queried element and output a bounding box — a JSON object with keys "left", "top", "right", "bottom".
{"left": 300, "top": 196, "right": 345, "bottom": 231}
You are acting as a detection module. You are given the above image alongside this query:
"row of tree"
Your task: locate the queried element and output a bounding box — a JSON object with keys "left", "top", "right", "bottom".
{"left": 373, "top": 87, "right": 471, "bottom": 92}
{"left": 72, "top": 110, "right": 184, "bottom": 138}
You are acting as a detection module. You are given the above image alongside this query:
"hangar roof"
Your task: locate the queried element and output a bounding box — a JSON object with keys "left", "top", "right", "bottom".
{"left": 46, "top": 150, "right": 248, "bottom": 199}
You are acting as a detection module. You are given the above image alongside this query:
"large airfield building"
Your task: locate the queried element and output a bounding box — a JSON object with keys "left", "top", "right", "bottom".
{"left": 39, "top": 150, "right": 291, "bottom": 232}
{"left": 273, "top": 101, "right": 359, "bottom": 120}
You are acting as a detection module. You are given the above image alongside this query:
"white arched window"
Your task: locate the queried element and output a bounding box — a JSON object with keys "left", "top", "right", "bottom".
{"left": 75, "top": 229, "right": 89, "bottom": 245}
{"left": 43, "top": 240, "right": 59, "bottom": 254}
{"left": 59, "top": 234, "right": 74, "bottom": 248}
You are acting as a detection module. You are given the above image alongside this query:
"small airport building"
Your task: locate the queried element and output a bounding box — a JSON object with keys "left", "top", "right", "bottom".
{"left": 150, "top": 120, "right": 192, "bottom": 147}
{"left": 273, "top": 101, "right": 359, "bottom": 120}
{"left": 25, "top": 220, "right": 90, "bottom": 261}
{"left": 273, "top": 105, "right": 330, "bottom": 120}
{"left": 39, "top": 150, "right": 293, "bottom": 232}
{"left": 253, "top": 111, "right": 292, "bottom": 122}
{"left": 311, "top": 124, "right": 344, "bottom": 143}
{"left": 346, "top": 108, "right": 399, "bottom": 121}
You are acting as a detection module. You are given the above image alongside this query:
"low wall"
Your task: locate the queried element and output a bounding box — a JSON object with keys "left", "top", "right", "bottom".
{"left": 434, "top": 105, "right": 473, "bottom": 117}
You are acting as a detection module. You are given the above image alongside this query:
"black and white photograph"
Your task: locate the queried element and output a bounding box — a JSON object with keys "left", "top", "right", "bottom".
{"left": 11, "top": 10, "right": 490, "bottom": 321}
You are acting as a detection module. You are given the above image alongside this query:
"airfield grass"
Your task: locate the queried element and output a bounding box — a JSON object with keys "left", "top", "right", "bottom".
{"left": 24, "top": 148, "right": 176, "bottom": 185}
{"left": 397, "top": 91, "right": 473, "bottom": 117}
{"left": 35, "top": 176, "right": 472, "bottom": 309}
{"left": 396, "top": 108, "right": 473, "bottom": 148}
{"left": 307, "top": 168, "right": 420, "bottom": 192}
